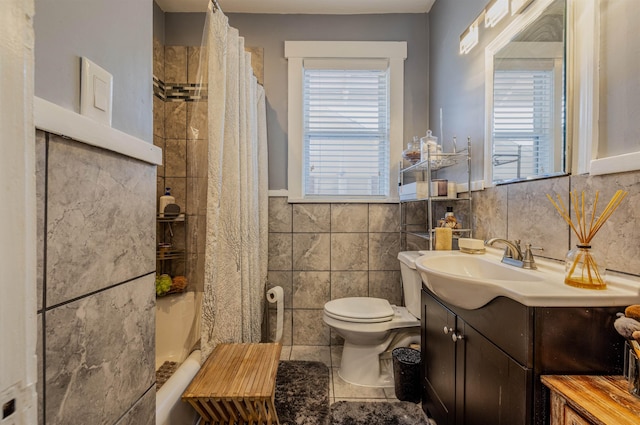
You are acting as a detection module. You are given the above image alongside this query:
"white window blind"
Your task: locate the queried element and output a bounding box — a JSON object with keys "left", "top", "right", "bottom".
{"left": 303, "top": 64, "right": 390, "bottom": 197}
{"left": 492, "top": 67, "right": 555, "bottom": 182}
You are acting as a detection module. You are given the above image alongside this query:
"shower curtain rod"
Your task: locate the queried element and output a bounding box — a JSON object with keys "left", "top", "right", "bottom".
{"left": 211, "top": 0, "right": 220, "bottom": 13}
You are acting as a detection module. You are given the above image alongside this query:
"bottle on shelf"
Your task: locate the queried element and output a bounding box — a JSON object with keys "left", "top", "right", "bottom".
{"left": 159, "top": 187, "right": 175, "bottom": 217}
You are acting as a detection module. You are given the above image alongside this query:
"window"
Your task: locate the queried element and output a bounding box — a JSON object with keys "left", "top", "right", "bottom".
{"left": 285, "top": 41, "right": 407, "bottom": 202}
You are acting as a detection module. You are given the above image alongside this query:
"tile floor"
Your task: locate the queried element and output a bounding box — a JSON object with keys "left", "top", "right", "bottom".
{"left": 280, "top": 345, "right": 400, "bottom": 404}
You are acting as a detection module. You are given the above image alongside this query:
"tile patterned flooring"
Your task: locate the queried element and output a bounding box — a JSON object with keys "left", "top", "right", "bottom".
{"left": 280, "top": 345, "right": 399, "bottom": 404}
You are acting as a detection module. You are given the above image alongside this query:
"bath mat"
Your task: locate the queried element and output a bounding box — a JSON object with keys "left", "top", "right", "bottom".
{"left": 155, "top": 361, "right": 178, "bottom": 391}
{"left": 275, "top": 360, "right": 330, "bottom": 425}
{"left": 330, "top": 401, "right": 430, "bottom": 425}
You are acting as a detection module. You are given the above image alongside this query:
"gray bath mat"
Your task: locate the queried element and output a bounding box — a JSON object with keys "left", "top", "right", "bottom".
{"left": 330, "top": 401, "right": 430, "bottom": 425}
{"left": 275, "top": 360, "right": 330, "bottom": 425}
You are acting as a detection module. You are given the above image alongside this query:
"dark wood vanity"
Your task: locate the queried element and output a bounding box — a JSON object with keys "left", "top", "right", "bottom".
{"left": 420, "top": 288, "right": 625, "bottom": 425}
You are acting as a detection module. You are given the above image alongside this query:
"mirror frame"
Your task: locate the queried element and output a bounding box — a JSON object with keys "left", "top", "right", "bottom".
{"left": 484, "top": 0, "right": 570, "bottom": 187}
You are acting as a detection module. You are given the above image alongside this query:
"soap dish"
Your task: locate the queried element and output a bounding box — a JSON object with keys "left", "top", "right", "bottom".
{"left": 459, "top": 238, "right": 486, "bottom": 254}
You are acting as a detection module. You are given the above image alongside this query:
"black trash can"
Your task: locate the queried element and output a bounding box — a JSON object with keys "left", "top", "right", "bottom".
{"left": 392, "top": 347, "right": 421, "bottom": 403}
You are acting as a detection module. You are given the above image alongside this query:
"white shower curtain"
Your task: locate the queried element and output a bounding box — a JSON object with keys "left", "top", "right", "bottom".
{"left": 201, "top": 5, "right": 269, "bottom": 359}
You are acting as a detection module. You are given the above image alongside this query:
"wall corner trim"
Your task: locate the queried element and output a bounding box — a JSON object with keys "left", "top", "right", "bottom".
{"left": 34, "top": 96, "right": 162, "bottom": 165}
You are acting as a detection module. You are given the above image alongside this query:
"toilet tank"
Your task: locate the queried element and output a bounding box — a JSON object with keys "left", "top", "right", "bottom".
{"left": 397, "top": 251, "right": 423, "bottom": 319}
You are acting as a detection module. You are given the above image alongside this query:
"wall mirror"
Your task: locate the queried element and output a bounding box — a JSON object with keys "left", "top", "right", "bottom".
{"left": 485, "top": 0, "right": 567, "bottom": 185}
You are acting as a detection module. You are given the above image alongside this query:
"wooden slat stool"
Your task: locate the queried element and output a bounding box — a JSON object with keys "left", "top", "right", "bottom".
{"left": 182, "top": 343, "right": 282, "bottom": 425}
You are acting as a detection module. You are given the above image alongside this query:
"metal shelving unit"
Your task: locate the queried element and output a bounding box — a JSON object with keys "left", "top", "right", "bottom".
{"left": 399, "top": 137, "right": 473, "bottom": 251}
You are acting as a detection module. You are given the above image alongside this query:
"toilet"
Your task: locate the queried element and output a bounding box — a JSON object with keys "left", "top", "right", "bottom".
{"left": 323, "top": 251, "right": 423, "bottom": 387}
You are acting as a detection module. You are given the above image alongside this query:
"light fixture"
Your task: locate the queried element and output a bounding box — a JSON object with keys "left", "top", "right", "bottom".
{"left": 459, "top": 20, "right": 479, "bottom": 54}
{"left": 485, "top": 0, "right": 509, "bottom": 27}
{"left": 511, "top": 0, "right": 535, "bottom": 15}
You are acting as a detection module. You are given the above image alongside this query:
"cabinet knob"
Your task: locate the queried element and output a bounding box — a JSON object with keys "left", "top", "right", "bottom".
{"left": 451, "top": 333, "right": 464, "bottom": 342}
{"left": 443, "top": 326, "right": 453, "bottom": 335}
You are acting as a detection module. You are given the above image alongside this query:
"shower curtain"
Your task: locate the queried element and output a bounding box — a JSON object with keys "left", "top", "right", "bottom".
{"left": 199, "top": 4, "right": 269, "bottom": 359}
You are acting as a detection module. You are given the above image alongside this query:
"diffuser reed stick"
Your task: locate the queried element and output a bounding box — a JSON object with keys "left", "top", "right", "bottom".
{"left": 547, "top": 189, "right": 628, "bottom": 289}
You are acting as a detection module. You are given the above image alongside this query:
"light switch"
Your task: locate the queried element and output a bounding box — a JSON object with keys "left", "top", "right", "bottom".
{"left": 80, "top": 57, "right": 113, "bottom": 126}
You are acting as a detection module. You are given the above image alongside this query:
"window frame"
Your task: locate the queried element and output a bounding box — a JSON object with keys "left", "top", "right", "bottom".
{"left": 285, "top": 41, "right": 407, "bottom": 203}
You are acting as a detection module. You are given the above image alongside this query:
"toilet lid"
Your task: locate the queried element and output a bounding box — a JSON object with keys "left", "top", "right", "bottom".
{"left": 324, "top": 297, "right": 395, "bottom": 323}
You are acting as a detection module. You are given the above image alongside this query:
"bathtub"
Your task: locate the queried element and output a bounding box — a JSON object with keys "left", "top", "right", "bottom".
{"left": 156, "top": 291, "right": 202, "bottom": 425}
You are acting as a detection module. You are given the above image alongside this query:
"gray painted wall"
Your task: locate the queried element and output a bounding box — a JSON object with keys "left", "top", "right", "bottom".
{"left": 163, "top": 12, "right": 430, "bottom": 190}
{"left": 154, "top": 1, "right": 166, "bottom": 43}
{"left": 34, "top": 0, "right": 153, "bottom": 143}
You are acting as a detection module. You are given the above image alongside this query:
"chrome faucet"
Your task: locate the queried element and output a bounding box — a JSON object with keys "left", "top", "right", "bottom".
{"left": 485, "top": 238, "right": 524, "bottom": 268}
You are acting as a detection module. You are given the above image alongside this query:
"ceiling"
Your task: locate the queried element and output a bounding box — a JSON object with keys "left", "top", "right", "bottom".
{"left": 155, "top": 0, "right": 436, "bottom": 14}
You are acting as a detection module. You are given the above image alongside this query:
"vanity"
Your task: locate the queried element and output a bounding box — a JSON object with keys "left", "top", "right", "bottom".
{"left": 416, "top": 249, "right": 640, "bottom": 425}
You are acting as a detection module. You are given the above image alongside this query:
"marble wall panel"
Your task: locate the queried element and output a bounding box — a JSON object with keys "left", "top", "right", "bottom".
{"left": 369, "top": 232, "right": 401, "bottom": 271}
{"left": 331, "top": 204, "right": 368, "bottom": 232}
{"left": 570, "top": 172, "right": 640, "bottom": 275}
{"left": 165, "top": 102, "right": 187, "bottom": 139}
{"left": 163, "top": 177, "right": 187, "bottom": 211}
{"left": 268, "top": 197, "right": 292, "bottom": 232}
{"left": 154, "top": 135, "right": 165, "bottom": 178}
{"left": 369, "top": 271, "right": 402, "bottom": 306}
{"left": 473, "top": 185, "right": 508, "bottom": 241}
{"left": 186, "top": 139, "right": 208, "bottom": 179}
{"left": 330, "top": 233, "right": 368, "bottom": 271}
{"left": 153, "top": 37, "right": 165, "bottom": 82}
{"left": 36, "top": 131, "right": 45, "bottom": 312}
{"left": 37, "top": 313, "right": 43, "bottom": 425}
{"left": 114, "top": 387, "right": 155, "bottom": 425}
{"left": 187, "top": 101, "right": 207, "bottom": 140}
{"left": 268, "top": 233, "right": 292, "bottom": 270}
{"left": 46, "top": 136, "right": 156, "bottom": 306}
{"left": 186, "top": 177, "right": 207, "bottom": 216}
{"left": 507, "top": 176, "right": 570, "bottom": 261}
{"left": 330, "top": 271, "right": 369, "bottom": 299}
{"left": 153, "top": 97, "right": 165, "bottom": 139}
{"left": 267, "top": 271, "right": 293, "bottom": 309}
{"left": 293, "top": 204, "right": 331, "bottom": 233}
{"left": 164, "top": 139, "right": 187, "bottom": 178}
{"left": 45, "top": 275, "right": 155, "bottom": 425}
{"left": 187, "top": 46, "right": 206, "bottom": 84}
{"left": 293, "top": 309, "right": 329, "bottom": 345}
{"left": 292, "top": 233, "right": 330, "bottom": 270}
{"left": 293, "top": 271, "right": 330, "bottom": 308}
{"left": 369, "top": 204, "right": 401, "bottom": 232}
{"left": 165, "top": 46, "right": 187, "bottom": 83}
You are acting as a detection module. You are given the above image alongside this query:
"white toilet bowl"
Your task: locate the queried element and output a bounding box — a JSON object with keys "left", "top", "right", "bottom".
{"left": 323, "top": 251, "right": 424, "bottom": 387}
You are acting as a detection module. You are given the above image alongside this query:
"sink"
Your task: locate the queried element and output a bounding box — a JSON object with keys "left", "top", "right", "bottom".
{"left": 415, "top": 250, "right": 640, "bottom": 310}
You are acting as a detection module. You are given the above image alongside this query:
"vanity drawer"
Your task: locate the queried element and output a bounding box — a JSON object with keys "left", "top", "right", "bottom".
{"left": 563, "top": 406, "right": 590, "bottom": 425}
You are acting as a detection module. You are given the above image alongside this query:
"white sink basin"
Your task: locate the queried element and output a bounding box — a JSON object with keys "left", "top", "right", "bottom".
{"left": 416, "top": 249, "right": 640, "bottom": 310}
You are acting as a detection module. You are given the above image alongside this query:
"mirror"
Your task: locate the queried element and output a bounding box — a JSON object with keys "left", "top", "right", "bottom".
{"left": 485, "top": 0, "right": 567, "bottom": 185}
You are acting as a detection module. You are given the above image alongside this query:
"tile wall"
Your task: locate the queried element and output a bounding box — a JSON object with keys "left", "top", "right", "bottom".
{"left": 35, "top": 131, "right": 156, "bottom": 425}
{"left": 473, "top": 172, "right": 640, "bottom": 277}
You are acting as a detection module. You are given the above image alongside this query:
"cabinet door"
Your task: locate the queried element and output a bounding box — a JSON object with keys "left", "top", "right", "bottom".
{"left": 422, "top": 290, "right": 457, "bottom": 425}
{"left": 459, "top": 321, "right": 531, "bottom": 425}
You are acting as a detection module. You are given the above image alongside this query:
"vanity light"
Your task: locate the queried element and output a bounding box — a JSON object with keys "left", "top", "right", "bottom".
{"left": 485, "top": 0, "right": 509, "bottom": 27}
{"left": 511, "top": 0, "right": 535, "bottom": 15}
{"left": 459, "top": 20, "right": 479, "bottom": 54}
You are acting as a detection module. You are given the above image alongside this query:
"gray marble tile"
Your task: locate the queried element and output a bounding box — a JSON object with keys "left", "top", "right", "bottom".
{"left": 186, "top": 138, "right": 208, "bottom": 178}
{"left": 165, "top": 138, "right": 187, "bottom": 178}
{"left": 369, "top": 271, "right": 402, "bottom": 305}
{"left": 268, "top": 308, "right": 292, "bottom": 346}
{"left": 153, "top": 37, "right": 165, "bottom": 81}
{"left": 293, "top": 271, "right": 330, "bottom": 308}
{"left": 45, "top": 275, "right": 155, "bottom": 425}
{"left": 473, "top": 185, "right": 508, "bottom": 241}
{"left": 332, "top": 369, "right": 386, "bottom": 399}
{"left": 293, "top": 233, "right": 330, "bottom": 271}
{"left": 405, "top": 234, "right": 430, "bottom": 251}
{"left": 187, "top": 101, "right": 207, "bottom": 140}
{"left": 404, "top": 201, "right": 427, "bottom": 226}
{"left": 164, "top": 101, "right": 187, "bottom": 139}
{"left": 188, "top": 46, "right": 207, "bottom": 84}
{"left": 293, "top": 309, "right": 329, "bottom": 345}
{"left": 331, "top": 204, "right": 368, "bottom": 232}
{"left": 153, "top": 96, "right": 164, "bottom": 139}
{"left": 46, "top": 137, "right": 156, "bottom": 306}
{"left": 37, "top": 313, "right": 43, "bottom": 425}
{"left": 267, "top": 271, "right": 292, "bottom": 309}
{"left": 507, "top": 176, "right": 570, "bottom": 261}
{"left": 570, "top": 172, "right": 640, "bottom": 276}
{"left": 115, "top": 386, "right": 155, "bottom": 425}
{"left": 293, "top": 204, "right": 331, "bottom": 232}
{"left": 369, "top": 233, "right": 401, "bottom": 271}
{"left": 331, "top": 346, "right": 343, "bottom": 368}
{"left": 268, "top": 233, "right": 292, "bottom": 270}
{"left": 331, "top": 233, "right": 368, "bottom": 271}
{"left": 290, "top": 345, "right": 332, "bottom": 367}
{"left": 165, "top": 46, "right": 187, "bottom": 83}
{"left": 330, "top": 329, "right": 345, "bottom": 347}
{"left": 269, "top": 197, "right": 292, "bottom": 232}
{"left": 186, "top": 177, "right": 207, "bottom": 216}
{"left": 330, "top": 271, "right": 369, "bottom": 299}
{"left": 369, "top": 204, "right": 401, "bottom": 232}
{"left": 154, "top": 135, "right": 165, "bottom": 178}
{"left": 36, "top": 131, "right": 46, "bottom": 312}
{"left": 187, "top": 252, "right": 205, "bottom": 292}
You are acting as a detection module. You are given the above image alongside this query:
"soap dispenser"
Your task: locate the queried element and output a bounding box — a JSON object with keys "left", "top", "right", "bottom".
{"left": 159, "top": 187, "right": 175, "bottom": 217}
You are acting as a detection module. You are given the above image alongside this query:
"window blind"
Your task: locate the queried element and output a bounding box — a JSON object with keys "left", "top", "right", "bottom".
{"left": 303, "top": 66, "right": 390, "bottom": 197}
{"left": 492, "top": 68, "right": 555, "bottom": 182}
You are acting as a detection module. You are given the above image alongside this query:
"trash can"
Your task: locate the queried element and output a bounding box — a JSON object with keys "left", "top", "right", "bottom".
{"left": 392, "top": 347, "right": 421, "bottom": 403}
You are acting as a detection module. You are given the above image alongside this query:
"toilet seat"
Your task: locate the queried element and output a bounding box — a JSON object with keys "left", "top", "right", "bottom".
{"left": 324, "top": 297, "right": 395, "bottom": 323}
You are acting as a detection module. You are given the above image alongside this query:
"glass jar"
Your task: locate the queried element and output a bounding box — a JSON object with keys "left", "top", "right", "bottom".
{"left": 402, "top": 136, "right": 421, "bottom": 164}
{"left": 564, "top": 244, "right": 606, "bottom": 289}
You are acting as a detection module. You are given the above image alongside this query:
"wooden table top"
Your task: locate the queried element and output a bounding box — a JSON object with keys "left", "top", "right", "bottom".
{"left": 183, "top": 343, "right": 282, "bottom": 400}
{"left": 541, "top": 375, "right": 640, "bottom": 425}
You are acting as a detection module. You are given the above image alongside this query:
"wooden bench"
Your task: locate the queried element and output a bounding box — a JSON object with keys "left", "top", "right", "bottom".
{"left": 182, "top": 343, "right": 282, "bottom": 425}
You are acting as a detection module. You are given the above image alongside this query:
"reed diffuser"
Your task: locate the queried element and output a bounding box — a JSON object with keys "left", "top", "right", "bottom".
{"left": 547, "top": 189, "right": 628, "bottom": 289}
